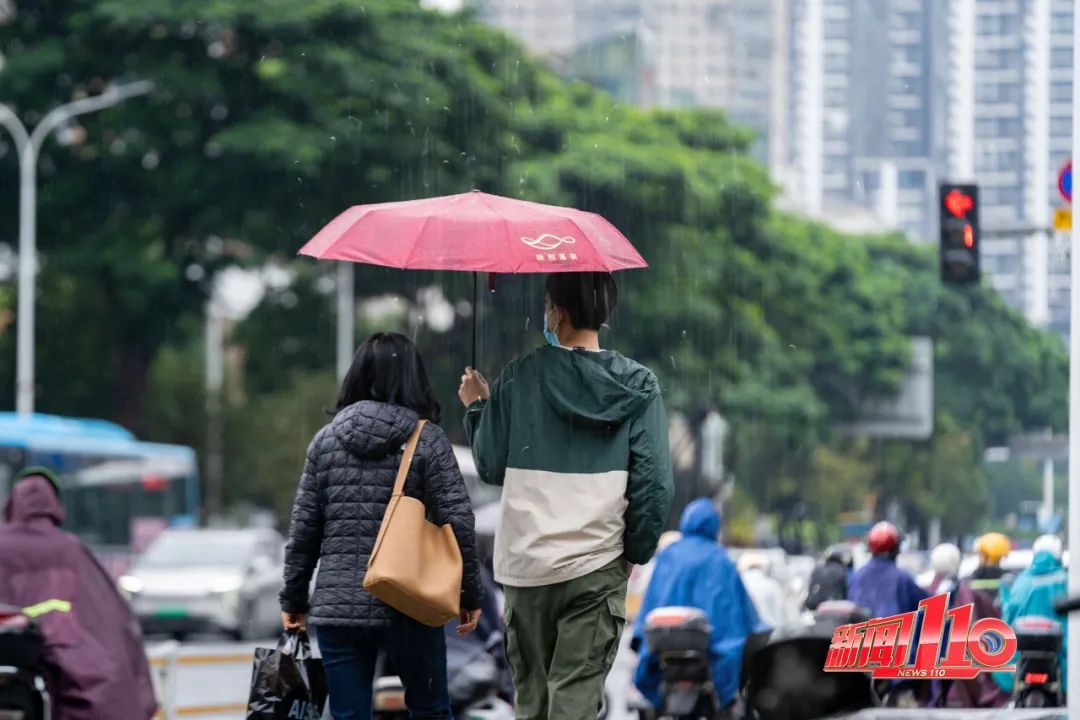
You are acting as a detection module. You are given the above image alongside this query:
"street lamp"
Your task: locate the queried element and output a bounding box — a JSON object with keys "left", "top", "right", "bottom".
{"left": 0, "top": 80, "right": 153, "bottom": 416}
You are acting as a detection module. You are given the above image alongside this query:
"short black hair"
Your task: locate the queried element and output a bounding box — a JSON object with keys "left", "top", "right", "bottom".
{"left": 335, "top": 332, "right": 442, "bottom": 423}
{"left": 545, "top": 272, "right": 619, "bottom": 331}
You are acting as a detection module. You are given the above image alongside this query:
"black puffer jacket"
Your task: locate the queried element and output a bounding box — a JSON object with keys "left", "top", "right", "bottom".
{"left": 280, "top": 401, "right": 483, "bottom": 626}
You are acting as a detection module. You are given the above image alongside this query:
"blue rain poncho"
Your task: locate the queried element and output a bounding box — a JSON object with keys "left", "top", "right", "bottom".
{"left": 632, "top": 499, "right": 769, "bottom": 707}
{"left": 992, "top": 550, "right": 1068, "bottom": 694}
{"left": 848, "top": 555, "right": 928, "bottom": 619}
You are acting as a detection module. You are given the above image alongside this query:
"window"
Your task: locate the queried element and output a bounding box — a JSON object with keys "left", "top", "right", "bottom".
{"left": 899, "top": 170, "right": 925, "bottom": 189}
{"left": 1050, "top": 81, "right": 1072, "bottom": 103}
{"left": 1051, "top": 117, "right": 1072, "bottom": 136}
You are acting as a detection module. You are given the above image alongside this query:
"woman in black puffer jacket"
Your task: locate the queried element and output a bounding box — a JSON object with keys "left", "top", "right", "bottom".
{"left": 280, "top": 332, "right": 483, "bottom": 720}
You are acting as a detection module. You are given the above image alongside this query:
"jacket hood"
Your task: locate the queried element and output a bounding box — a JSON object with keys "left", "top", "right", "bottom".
{"left": 4, "top": 474, "right": 64, "bottom": 525}
{"left": 1030, "top": 550, "right": 1064, "bottom": 574}
{"left": 679, "top": 498, "right": 721, "bottom": 539}
{"left": 332, "top": 400, "right": 420, "bottom": 459}
{"left": 533, "top": 346, "right": 658, "bottom": 427}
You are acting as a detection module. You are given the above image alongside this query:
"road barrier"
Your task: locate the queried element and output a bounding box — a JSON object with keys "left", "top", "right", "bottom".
{"left": 147, "top": 641, "right": 257, "bottom": 719}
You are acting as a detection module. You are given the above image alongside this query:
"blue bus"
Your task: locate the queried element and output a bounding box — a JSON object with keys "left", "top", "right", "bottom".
{"left": 0, "top": 413, "right": 198, "bottom": 569}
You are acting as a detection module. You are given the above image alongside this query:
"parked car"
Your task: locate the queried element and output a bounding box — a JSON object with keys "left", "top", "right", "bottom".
{"left": 119, "top": 527, "right": 285, "bottom": 640}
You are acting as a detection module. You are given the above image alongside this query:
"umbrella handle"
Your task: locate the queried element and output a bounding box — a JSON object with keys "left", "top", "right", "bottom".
{"left": 471, "top": 273, "right": 496, "bottom": 369}
{"left": 472, "top": 272, "right": 478, "bottom": 369}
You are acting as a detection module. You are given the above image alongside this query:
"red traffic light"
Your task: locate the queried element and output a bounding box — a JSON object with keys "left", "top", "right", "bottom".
{"left": 945, "top": 189, "right": 975, "bottom": 219}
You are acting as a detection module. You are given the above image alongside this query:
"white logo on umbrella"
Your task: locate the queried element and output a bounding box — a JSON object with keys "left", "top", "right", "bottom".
{"left": 521, "top": 234, "right": 576, "bottom": 251}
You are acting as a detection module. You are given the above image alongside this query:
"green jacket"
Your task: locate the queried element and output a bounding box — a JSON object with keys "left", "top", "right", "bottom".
{"left": 465, "top": 345, "right": 674, "bottom": 587}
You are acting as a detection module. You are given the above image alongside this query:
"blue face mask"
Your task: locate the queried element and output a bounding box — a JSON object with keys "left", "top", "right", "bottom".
{"left": 543, "top": 310, "right": 561, "bottom": 347}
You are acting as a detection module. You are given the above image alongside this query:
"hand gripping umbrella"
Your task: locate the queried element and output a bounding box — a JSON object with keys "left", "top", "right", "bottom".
{"left": 299, "top": 190, "right": 647, "bottom": 366}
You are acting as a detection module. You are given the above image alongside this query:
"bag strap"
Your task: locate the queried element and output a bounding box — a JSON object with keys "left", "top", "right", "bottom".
{"left": 391, "top": 419, "right": 426, "bottom": 498}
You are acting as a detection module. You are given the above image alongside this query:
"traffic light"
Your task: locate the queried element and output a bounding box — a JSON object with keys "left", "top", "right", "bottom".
{"left": 939, "top": 183, "right": 980, "bottom": 285}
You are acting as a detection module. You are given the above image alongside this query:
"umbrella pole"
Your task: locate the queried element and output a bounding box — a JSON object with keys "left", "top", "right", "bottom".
{"left": 471, "top": 271, "right": 478, "bottom": 369}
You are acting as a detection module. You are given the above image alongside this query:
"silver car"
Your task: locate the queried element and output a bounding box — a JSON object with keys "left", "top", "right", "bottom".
{"left": 120, "top": 528, "right": 284, "bottom": 640}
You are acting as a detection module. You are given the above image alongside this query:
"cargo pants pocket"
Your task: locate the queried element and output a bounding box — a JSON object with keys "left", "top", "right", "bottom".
{"left": 585, "top": 594, "right": 626, "bottom": 672}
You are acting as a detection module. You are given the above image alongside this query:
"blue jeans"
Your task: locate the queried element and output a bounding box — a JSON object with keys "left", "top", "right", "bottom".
{"left": 316, "top": 619, "right": 452, "bottom": 720}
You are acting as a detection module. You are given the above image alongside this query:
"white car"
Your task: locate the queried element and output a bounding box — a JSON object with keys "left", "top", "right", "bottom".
{"left": 120, "top": 528, "right": 285, "bottom": 640}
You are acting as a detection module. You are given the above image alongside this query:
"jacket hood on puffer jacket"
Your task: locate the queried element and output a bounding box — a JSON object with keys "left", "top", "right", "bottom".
{"left": 332, "top": 400, "right": 421, "bottom": 459}
{"left": 679, "top": 498, "right": 721, "bottom": 539}
{"left": 4, "top": 474, "right": 64, "bottom": 525}
{"left": 533, "top": 345, "right": 658, "bottom": 428}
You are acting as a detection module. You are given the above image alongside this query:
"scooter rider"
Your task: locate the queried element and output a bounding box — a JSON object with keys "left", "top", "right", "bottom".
{"left": 970, "top": 532, "right": 1011, "bottom": 601}
{"left": 849, "top": 522, "right": 928, "bottom": 707}
{"left": 632, "top": 499, "right": 769, "bottom": 716}
{"left": 0, "top": 468, "right": 157, "bottom": 719}
{"left": 849, "top": 522, "right": 927, "bottom": 619}
{"left": 805, "top": 544, "right": 853, "bottom": 611}
{"left": 923, "top": 543, "right": 1009, "bottom": 709}
{"left": 926, "top": 543, "right": 961, "bottom": 596}
{"left": 992, "top": 534, "right": 1068, "bottom": 698}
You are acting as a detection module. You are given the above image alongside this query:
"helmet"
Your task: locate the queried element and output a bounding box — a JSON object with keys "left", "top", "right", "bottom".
{"left": 1033, "top": 534, "right": 1063, "bottom": 560}
{"left": 975, "top": 532, "right": 1011, "bottom": 562}
{"left": 866, "top": 521, "right": 901, "bottom": 555}
{"left": 824, "top": 543, "right": 853, "bottom": 568}
{"left": 930, "top": 543, "right": 961, "bottom": 577}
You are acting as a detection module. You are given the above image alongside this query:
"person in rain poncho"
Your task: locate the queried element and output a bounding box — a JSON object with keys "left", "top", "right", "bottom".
{"left": 738, "top": 551, "right": 790, "bottom": 629}
{"left": 921, "top": 543, "right": 1008, "bottom": 708}
{"left": 459, "top": 272, "right": 675, "bottom": 720}
{"left": 848, "top": 521, "right": 927, "bottom": 619}
{"left": 0, "top": 468, "right": 157, "bottom": 720}
{"left": 992, "top": 534, "right": 1068, "bottom": 696}
{"left": 632, "top": 499, "right": 769, "bottom": 711}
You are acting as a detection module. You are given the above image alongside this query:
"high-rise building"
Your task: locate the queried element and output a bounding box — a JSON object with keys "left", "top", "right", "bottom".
{"left": 782, "top": 0, "right": 1072, "bottom": 338}
{"left": 473, "top": 0, "right": 1074, "bottom": 337}
{"left": 471, "top": 0, "right": 784, "bottom": 163}
{"left": 779, "top": 0, "right": 951, "bottom": 240}
{"left": 946, "top": 0, "right": 1073, "bottom": 336}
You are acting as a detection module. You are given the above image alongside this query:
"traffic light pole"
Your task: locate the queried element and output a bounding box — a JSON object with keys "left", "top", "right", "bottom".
{"left": 1067, "top": 0, "right": 1080, "bottom": 704}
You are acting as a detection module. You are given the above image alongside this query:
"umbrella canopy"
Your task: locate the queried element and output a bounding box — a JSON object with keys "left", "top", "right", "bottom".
{"left": 298, "top": 190, "right": 647, "bottom": 274}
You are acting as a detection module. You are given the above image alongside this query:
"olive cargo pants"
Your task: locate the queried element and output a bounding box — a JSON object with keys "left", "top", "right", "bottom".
{"left": 503, "top": 560, "right": 628, "bottom": 720}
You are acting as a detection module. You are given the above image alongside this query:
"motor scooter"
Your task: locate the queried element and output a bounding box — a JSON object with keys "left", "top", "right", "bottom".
{"left": 743, "top": 600, "right": 878, "bottom": 720}
{"left": 640, "top": 606, "right": 726, "bottom": 720}
{"left": 0, "top": 606, "right": 50, "bottom": 720}
{"left": 1009, "top": 615, "right": 1064, "bottom": 708}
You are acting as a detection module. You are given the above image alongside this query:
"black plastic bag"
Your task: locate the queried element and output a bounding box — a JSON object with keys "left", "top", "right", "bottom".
{"left": 246, "top": 630, "right": 327, "bottom": 720}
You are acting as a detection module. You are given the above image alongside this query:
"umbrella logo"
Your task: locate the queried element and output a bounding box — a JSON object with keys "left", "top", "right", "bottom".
{"left": 521, "top": 234, "right": 577, "bottom": 251}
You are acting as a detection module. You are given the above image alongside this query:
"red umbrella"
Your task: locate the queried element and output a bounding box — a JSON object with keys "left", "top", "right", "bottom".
{"left": 299, "top": 190, "right": 647, "bottom": 362}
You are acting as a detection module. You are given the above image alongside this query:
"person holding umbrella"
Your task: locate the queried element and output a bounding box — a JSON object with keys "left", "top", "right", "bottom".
{"left": 459, "top": 271, "right": 674, "bottom": 720}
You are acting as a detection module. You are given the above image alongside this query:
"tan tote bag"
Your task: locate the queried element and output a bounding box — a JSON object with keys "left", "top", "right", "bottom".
{"left": 363, "top": 419, "right": 463, "bottom": 627}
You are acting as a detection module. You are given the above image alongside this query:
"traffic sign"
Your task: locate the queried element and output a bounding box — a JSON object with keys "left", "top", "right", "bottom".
{"left": 1059, "top": 160, "right": 1072, "bottom": 203}
{"left": 1054, "top": 208, "right": 1072, "bottom": 231}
